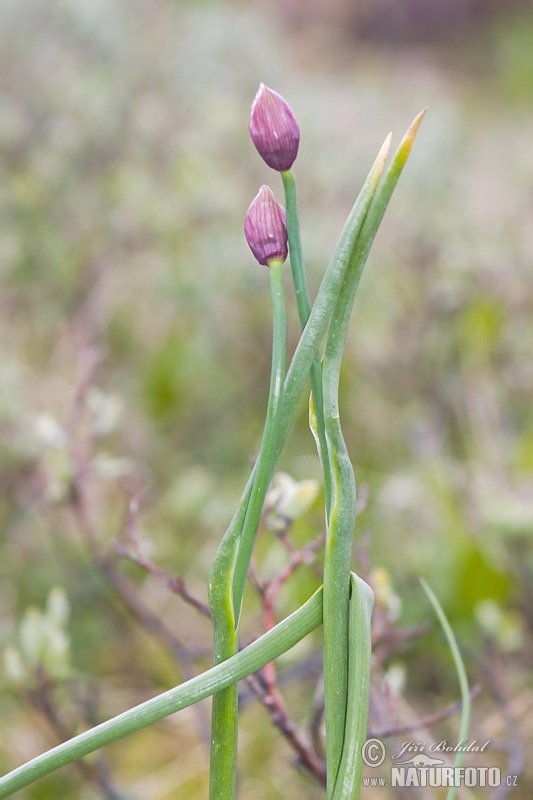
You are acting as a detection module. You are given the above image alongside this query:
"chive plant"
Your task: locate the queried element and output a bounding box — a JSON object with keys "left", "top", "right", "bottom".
{"left": 0, "top": 89, "right": 426, "bottom": 799}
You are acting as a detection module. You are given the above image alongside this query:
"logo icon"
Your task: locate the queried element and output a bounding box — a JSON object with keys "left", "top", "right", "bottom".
{"left": 396, "top": 754, "right": 445, "bottom": 768}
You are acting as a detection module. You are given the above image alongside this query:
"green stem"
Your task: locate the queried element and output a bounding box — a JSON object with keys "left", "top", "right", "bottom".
{"left": 231, "top": 259, "right": 287, "bottom": 618}
{"left": 0, "top": 586, "right": 324, "bottom": 799}
{"left": 208, "top": 473, "right": 253, "bottom": 798}
{"left": 209, "top": 627, "right": 239, "bottom": 799}
{"left": 208, "top": 259, "right": 286, "bottom": 799}
{"left": 281, "top": 170, "right": 332, "bottom": 517}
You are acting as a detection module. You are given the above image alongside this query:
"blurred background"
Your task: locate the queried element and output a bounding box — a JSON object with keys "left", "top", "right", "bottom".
{"left": 1, "top": 0, "right": 533, "bottom": 797}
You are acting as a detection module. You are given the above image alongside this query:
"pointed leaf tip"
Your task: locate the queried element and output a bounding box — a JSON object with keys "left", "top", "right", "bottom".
{"left": 392, "top": 107, "right": 427, "bottom": 167}
{"left": 368, "top": 132, "right": 393, "bottom": 185}
{"left": 406, "top": 107, "right": 428, "bottom": 143}
{"left": 379, "top": 131, "right": 393, "bottom": 163}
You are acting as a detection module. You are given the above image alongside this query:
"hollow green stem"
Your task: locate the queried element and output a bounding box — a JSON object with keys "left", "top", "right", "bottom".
{"left": 209, "top": 626, "right": 238, "bottom": 799}
{"left": 281, "top": 169, "right": 332, "bottom": 517}
{"left": 0, "top": 586, "right": 324, "bottom": 799}
{"left": 208, "top": 472, "right": 253, "bottom": 798}
{"left": 231, "top": 259, "right": 287, "bottom": 618}
{"left": 208, "top": 258, "right": 286, "bottom": 799}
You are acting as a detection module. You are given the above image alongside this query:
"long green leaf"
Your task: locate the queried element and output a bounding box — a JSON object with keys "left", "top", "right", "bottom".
{"left": 420, "top": 578, "right": 471, "bottom": 800}
{"left": 0, "top": 586, "right": 324, "bottom": 798}
{"left": 322, "top": 109, "right": 426, "bottom": 795}
{"left": 332, "top": 574, "right": 374, "bottom": 800}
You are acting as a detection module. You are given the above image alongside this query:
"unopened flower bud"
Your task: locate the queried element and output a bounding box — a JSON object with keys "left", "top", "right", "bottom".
{"left": 244, "top": 185, "right": 288, "bottom": 267}
{"left": 249, "top": 83, "right": 300, "bottom": 172}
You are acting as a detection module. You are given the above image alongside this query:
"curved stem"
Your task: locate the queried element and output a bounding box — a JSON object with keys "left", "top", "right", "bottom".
{"left": 281, "top": 170, "right": 332, "bottom": 517}
{"left": 322, "top": 263, "right": 359, "bottom": 795}
{"left": 208, "top": 472, "right": 254, "bottom": 798}
{"left": 231, "top": 259, "right": 287, "bottom": 616}
{"left": 0, "top": 586, "right": 324, "bottom": 799}
{"left": 208, "top": 258, "right": 286, "bottom": 799}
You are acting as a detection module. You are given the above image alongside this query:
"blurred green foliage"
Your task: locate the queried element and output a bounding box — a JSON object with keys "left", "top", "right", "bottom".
{"left": 1, "top": 0, "right": 532, "bottom": 797}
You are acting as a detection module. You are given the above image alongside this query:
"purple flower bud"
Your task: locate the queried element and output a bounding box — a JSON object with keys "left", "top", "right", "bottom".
{"left": 249, "top": 83, "right": 300, "bottom": 172}
{"left": 244, "top": 185, "right": 288, "bottom": 267}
